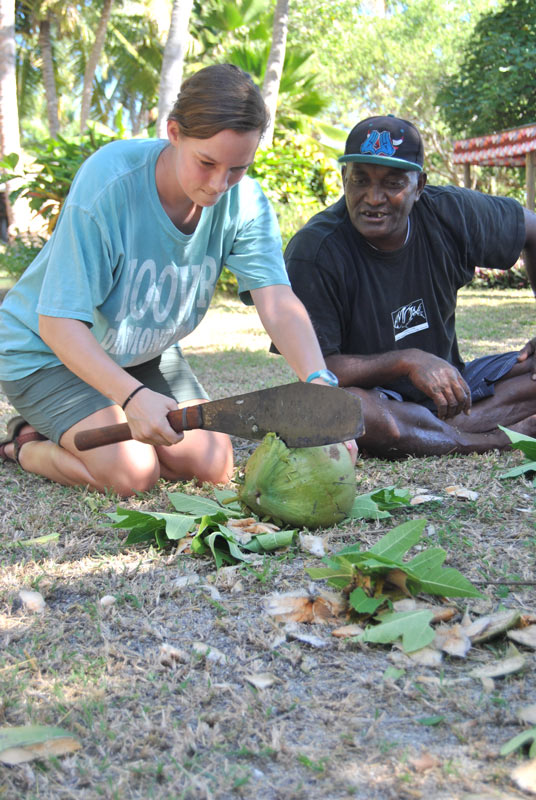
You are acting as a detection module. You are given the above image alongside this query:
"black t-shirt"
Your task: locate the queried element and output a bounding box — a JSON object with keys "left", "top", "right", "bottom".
{"left": 284, "top": 185, "right": 525, "bottom": 402}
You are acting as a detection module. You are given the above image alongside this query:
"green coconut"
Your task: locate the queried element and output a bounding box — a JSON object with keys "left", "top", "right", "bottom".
{"left": 238, "top": 433, "right": 356, "bottom": 529}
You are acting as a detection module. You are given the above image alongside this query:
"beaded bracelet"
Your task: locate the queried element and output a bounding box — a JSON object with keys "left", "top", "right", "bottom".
{"left": 121, "top": 385, "right": 147, "bottom": 411}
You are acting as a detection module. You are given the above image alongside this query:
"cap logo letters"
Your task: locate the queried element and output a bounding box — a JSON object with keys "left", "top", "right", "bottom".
{"left": 360, "top": 129, "right": 404, "bottom": 158}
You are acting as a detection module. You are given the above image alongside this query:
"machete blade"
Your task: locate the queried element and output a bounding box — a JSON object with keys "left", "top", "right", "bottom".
{"left": 199, "top": 382, "right": 364, "bottom": 447}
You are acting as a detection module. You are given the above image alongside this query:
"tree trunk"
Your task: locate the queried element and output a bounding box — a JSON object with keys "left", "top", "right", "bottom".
{"left": 0, "top": 0, "right": 20, "bottom": 239}
{"left": 39, "top": 13, "right": 60, "bottom": 139}
{"left": 156, "top": 0, "right": 194, "bottom": 140}
{"left": 80, "top": 0, "right": 114, "bottom": 133}
{"left": 0, "top": 0, "right": 19, "bottom": 157}
{"left": 261, "top": 0, "right": 290, "bottom": 148}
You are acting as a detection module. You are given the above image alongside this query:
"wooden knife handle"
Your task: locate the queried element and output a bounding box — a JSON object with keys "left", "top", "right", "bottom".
{"left": 74, "top": 405, "right": 204, "bottom": 451}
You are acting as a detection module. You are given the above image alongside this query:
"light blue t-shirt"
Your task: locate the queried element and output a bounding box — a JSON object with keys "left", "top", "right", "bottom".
{"left": 0, "top": 138, "right": 289, "bottom": 380}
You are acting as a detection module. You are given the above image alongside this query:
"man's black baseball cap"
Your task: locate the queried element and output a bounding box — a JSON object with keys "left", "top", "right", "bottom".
{"left": 338, "top": 115, "right": 424, "bottom": 172}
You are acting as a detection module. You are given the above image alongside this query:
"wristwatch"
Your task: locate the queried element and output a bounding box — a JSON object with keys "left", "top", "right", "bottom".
{"left": 305, "top": 369, "right": 339, "bottom": 387}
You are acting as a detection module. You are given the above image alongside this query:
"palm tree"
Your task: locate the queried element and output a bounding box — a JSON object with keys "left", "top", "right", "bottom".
{"left": 37, "top": 7, "right": 59, "bottom": 137}
{"left": 0, "top": 0, "right": 20, "bottom": 237}
{"left": 80, "top": 0, "right": 114, "bottom": 133}
{"left": 190, "top": 0, "right": 327, "bottom": 139}
{"left": 156, "top": 0, "right": 194, "bottom": 139}
{"left": 261, "top": 0, "right": 289, "bottom": 147}
{"left": 16, "top": 0, "right": 82, "bottom": 138}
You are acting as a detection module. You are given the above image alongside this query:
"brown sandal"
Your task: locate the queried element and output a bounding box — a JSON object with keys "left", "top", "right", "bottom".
{"left": 0, "top": 416, "right": 47, "bottom": 465}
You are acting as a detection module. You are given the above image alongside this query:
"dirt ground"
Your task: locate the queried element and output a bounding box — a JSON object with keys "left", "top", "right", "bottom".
{"left": 1, "top": 296, "right": 535, "bottom": 800}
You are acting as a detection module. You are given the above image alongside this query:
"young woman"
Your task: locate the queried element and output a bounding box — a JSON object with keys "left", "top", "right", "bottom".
{"left": 0, "top": 64, "right": 346, "bottom": 496}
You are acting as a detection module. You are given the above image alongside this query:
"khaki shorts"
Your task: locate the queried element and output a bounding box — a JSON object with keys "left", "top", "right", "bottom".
{"left": 0, "top": 345, "right": 208, "bottom": 444}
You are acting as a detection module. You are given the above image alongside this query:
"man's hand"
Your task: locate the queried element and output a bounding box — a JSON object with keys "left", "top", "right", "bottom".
{"left": 517, "top": 337, "right": 536, "bottom": 380}
{"left": 405, "top": 351, "right": 471, "bottom": 420}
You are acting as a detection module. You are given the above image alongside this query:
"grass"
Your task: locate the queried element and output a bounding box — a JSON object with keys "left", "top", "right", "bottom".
{"left": 0, "top": 287, "right": 535, "bottom": 799}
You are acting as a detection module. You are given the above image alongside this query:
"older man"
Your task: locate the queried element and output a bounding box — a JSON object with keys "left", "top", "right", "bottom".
{"left": 284, "top": 115, "right": 536, "bottom": 457}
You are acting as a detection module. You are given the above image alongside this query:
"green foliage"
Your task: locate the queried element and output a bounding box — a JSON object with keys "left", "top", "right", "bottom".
{"left": 4, "top": 128, "right": 120, "bottom": 234}
{"left": 347, "top": 486, "right": 412, "bottom": 520}
{"left": 361, "top": 609, "right": 436, "bottom": 652}
{"left": 0, "top": 236, "right": 46, "bottom": 281}
{"left": 289, "top": 0, "right": 497, "bottom": 183}
{"left": 307, "top": 518, "right": 483, "bottom": 651}
{"left": 468, "top": 264, "right": 530, "bottom": 290}
{"left": 191, "top": 0, "right": 329, "bottom": 135}
{"left": 307, "top": 518, "right": 482, "bottom": 597}
{"left": 499, "top": 426, "right": 536, "bottom": 484}
{"left": 438, "top": 0, "right": 536, "bottom": 137}
{"left": 500, "top": 726, "right": 536, "bottom": 758}
{"left": 218, "top": 131, "right": 341, "bottom": 294}
{"left": 251, "top": 133, "right": 340, "bottom": 208}
{"left": 107, "top": 490, "right": 297, "bottom": 567}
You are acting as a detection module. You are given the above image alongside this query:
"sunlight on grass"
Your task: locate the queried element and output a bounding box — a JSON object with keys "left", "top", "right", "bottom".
{"left": 454, "top": 288, "right": 533, "bottom": 361}
{"left": 181, "top": 298, "right": 268, "bottom": 353}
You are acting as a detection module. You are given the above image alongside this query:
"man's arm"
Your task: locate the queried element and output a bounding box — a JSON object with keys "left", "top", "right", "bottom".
{"left": 516, "top": 208, "right": 536, "bottom": 378}
{"left": 522, "top": 208, "right": 536, "bottom": 293}
{"left": 326, "top": 349, "right": 471, "bottom": 420}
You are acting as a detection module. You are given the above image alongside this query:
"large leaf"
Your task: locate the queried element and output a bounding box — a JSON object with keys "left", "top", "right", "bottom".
{"left": 368, "top": 519, "right": 426, "bottom": 561}
{"left": 306, "top": 556, "right": 356, "bottom": 589}
{"left": 0, "top": 725, "right": 81, "bottom": 765}
{"left": 108, "top": 508, "right": 194, "bottom": 543}
{"left": 500, "top": 727, "right": 536, "bottom": 758}
{"left": 167, "top": 492, "right": 240, "bottom": 518}
{"left": 346, "top": 492, "right": 391, "bottom": 520}
{"left": 346, "top": 486, "right": 411, "bottom": 521}
{"left": 349, "top": 587, "right": 385, "bottom": 615}
{"left": 361, "top": 610, "right": 436, "bottom": 653}
{"left": 244, "top": 529, "right": 296, "bottom": 552}
{"left": 405, "top": 547, "right": 447, "bottom": 574}
{"left": 499, "top": 426, "right": 536, "bottom": 460}
{"left": 201, "top": 528, "right": 246, "bottom": 568}
{"left": 407, "top": 563, "right": 484, "bottom": 598}
{"left": 500, "top": 463, "right": 536, "bottom": 479}
{"left": 370, "top": 487, "right": 412, "bottom": 510}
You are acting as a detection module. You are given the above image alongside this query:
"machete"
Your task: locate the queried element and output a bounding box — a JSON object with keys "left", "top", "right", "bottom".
{"left": 74, "top": 382, "right": 364, "bottom": 451}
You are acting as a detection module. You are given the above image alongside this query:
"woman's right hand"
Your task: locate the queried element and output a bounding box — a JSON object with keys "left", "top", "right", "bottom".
{"left": 123, "top": 386, "right": 184, "bottom": 447}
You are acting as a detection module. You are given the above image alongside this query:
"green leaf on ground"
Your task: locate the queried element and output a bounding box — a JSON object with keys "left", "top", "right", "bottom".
{"left": 346, "top": 492, "right": 392, "bottom": 520}
{"left": 408, "top": 564, "right": 484, "bottom": 598}
{"left": 500, "top": 727, "right": 536, "bottom": 758}
{"left": 306, "top": 556, "right": 358, "bottom": 589}
{"left": 0, "top": 725, "right": 81, "bottom": 764}
{"left": 308, "top": 518, "right": 481, "bottom": 602}
{"left": 328, "top": 485, "right": 413, "bottom": 521}
{"left": 370, "top": 487, "right": 412, "bottom": 510}
{"left": 499, "top": 426, "right": 536, "bottom": 482}
{"left": 244, "top": 529, "right": 296, "bottom": 552}
{"left": 405, "top": 547, "right": 484, "bottom": 597}
{"left": 417, "top": 715, "right": 445, "bottom": 726}
{"left": 361, "top": 609, "right": 436, "bottom": 653}
{"left": 108, "top": 492, "right": 296, "bottom": 565}
{"left": 167, "top": 491, "right": 241, "bottom": 518}
{"left": 368, "top": 518, "right": 426, "bottom": 561}
{"left": 349, "top": 587, "right": 385, "bottom": 615}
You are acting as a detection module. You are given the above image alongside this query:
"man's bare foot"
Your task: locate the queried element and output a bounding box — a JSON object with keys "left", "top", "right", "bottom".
{"left": 507, "top": 414, "right": 536, "bottom": 438}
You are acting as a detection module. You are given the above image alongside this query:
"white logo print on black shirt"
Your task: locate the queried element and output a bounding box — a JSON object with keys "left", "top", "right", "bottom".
{"left": 392, "top": 298, "right": 429, "bottom": 341}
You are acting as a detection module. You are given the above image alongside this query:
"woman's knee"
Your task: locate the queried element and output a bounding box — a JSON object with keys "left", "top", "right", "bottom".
{"left": 193, "top": 441, "right": 234, "bottom": 484}
{"left": 85, "top": 444, "right": 161, "bottom": 496}
{"left": 159, "top": 432, "right": 234, "bottom": 485}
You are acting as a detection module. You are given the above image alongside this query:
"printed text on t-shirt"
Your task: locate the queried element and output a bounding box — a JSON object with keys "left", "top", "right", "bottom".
{"left": 392, "top": 299, "right": 429, "bottom": 341}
